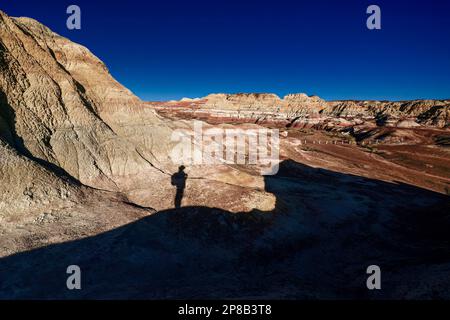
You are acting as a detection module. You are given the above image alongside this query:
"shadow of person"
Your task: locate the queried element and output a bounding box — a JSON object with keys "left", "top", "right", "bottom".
{"left": 171, "top": 165, "right": 188, "bottom": 209}
{"left": 0, "top": 160, "right": 449, "bottom": 299}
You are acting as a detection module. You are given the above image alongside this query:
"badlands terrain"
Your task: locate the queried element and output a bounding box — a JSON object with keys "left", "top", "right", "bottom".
{"left": 0, "top": 10, "right": 449, "bottom": 299}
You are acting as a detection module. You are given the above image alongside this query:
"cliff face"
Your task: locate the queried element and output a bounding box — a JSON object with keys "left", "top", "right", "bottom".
{"left": 0, "top": 11, "right": 151, "bottom": 188}
{"left": 157, "top": 93, "right": 449, "bottom": 129}
{"left": 327, "top": 99, "right": 449, "bottom": 127}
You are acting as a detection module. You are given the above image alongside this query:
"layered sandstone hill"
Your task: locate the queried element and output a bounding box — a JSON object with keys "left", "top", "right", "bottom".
{"left": 156, "top": 93, "right": 449, "bottom": 129}
{"left": 0, "top": 10, "right": 270, "bottom": 220}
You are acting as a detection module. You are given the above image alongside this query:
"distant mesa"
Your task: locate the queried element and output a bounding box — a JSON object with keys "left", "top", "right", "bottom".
{"left": 152, "top": 92, "right": 449, "bottom": 129}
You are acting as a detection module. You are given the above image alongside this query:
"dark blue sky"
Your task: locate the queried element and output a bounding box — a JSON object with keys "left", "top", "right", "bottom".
{"left": 2, "top": 0, "right": 450, "bottom": 101}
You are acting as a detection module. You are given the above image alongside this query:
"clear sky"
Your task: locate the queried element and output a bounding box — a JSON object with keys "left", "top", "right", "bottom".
{"left": 2, "top": 0, "right": 450, "bottom": 101}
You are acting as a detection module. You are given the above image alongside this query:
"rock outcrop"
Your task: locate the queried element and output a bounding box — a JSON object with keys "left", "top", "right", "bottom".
{"left": 155, "top": 93, "right": 449, "bottom": 129}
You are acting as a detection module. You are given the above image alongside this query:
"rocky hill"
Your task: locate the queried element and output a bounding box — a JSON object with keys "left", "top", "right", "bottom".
{"left": 0, "top": 11, "right": 268, "bottom": 215}
{"left": 155, "top": 93, "right": 449, "bottom": 129}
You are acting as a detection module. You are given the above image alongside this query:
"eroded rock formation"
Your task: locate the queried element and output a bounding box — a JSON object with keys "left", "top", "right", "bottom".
{"left": 154, "top": 93, "right": 449, "bottom": 129}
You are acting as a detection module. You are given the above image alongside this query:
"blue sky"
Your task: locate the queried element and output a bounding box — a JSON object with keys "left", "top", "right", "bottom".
{"left": 2, "top": 0, "right": 450, "bottom": 101}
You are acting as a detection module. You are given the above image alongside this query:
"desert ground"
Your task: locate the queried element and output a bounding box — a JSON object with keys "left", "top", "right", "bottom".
{"left": 0, "top": 10, "right": 449, "bottom": 299}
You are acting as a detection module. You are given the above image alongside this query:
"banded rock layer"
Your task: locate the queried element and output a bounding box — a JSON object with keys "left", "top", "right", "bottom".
{"left": 155, "top": 93, "right": 449, "bottom": 129}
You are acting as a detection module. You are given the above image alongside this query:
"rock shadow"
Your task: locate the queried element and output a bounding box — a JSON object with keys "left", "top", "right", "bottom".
{"left": 0, "top": 160, "right": 449, "bottom": 299}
